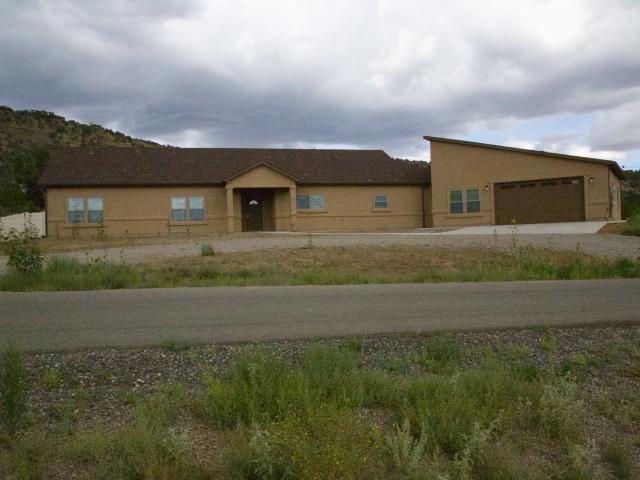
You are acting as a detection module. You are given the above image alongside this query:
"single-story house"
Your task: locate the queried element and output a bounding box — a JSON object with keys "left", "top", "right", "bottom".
{"left": 38, "top": 137, "right": 622, "bottom": 236}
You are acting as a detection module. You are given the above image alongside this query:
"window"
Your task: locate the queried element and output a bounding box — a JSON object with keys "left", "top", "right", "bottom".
{"left": 297, "top": 194, "right": 325, "bottom": 210}
{"left": 171, "top": 196, "right": 186, "bottom": 222}
{"left": 374, "top": 194, "right": 389, "bottom": 209}
{"left": 67, "top": 197, "right": 84, "bottom": 224}
{"left": 449, "top": 190, "right": 463, "bottom": 214}
{"left": 466, "top": 189, "right": 480, "bottom": 213}
{"left": 171, "top": 196, "right": 205, "bottom": 222}
{"left": 296, "top": 195, "right": 309, "bottom": 209}
{"left": 189, "top": 196, "right": 204, "bottom": 221}
{"left": 449, "top": 189, "right": 481, "bottom": 214}
{"left": 87, "top": 197, "right": 104, "bottom": 224}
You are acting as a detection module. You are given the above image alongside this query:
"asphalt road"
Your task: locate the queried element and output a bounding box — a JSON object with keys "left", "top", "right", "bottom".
{"left": 2, "top": 279, "right": 640, "bottom": 351}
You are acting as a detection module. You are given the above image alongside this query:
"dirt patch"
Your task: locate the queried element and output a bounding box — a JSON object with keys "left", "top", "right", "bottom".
{"left": 598, "top": 222, "right": 626, "bottom": 235}
{"left": 139, "top": 245, "right": 586, "bottom": 277}
{"left": 36, "top": 232, "right": 247, "bottom": 253}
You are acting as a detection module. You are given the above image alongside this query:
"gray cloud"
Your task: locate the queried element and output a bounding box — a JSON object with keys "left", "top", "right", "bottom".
{"left": 1, "top": 0, "right": 639, "bottom": 161}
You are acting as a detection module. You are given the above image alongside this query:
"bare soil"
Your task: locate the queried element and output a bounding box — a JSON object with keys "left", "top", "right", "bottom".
{"left": 140, "top": 244, "right": 583, "bottom": 276}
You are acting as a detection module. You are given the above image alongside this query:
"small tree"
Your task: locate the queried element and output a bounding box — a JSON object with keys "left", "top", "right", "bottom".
{"left": 0, "top": 218, "right": 44, "bottom": 274}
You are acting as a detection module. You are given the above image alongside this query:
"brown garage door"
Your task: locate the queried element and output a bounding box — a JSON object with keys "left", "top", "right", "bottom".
{"left": 494, "top": 177, "right": 585, "bottom": 225}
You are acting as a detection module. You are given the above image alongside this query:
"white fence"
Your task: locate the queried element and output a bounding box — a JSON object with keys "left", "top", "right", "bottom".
{"left": 0, "top": 212, "right": 46, "bottom": 237}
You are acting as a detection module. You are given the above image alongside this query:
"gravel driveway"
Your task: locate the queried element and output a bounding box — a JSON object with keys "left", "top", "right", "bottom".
{"left": 1, "top": 232, "right": 639, "bottom": 271}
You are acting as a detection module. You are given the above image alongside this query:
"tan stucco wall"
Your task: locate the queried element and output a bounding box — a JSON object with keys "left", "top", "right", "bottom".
{"left": 46, "top": 186, "right": 228, "bottom": 237}
{"left": 45, "top": 166, "right": 428, "bottom": 236}
{"left": 609, "top": 170, "right": 622, "bottom": 220}
{"left": 295, "top": 185, "right": 425, "bottom": 231}
{"left": 46, "top": 184, "right": 427, "bottom": 236}
{"left": 430, "top": 141, "right": 621, "bottom": 227}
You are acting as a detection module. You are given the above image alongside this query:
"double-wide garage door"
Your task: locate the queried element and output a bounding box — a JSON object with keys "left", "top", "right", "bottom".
{"left": 494, "top": 177, "right": 585, "bottom": 225}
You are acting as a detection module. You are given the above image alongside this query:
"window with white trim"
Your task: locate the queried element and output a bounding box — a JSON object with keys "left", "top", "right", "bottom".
{"left": 87, "top": 197, "right": 104, "bottom": 224}
{"left": 171, "top": 196, "right": 186, "bottom": 222}
{"left": 189, "top": 196, "right": 204, "bottom": 221}
{"left": 171, "top": 196, "right": 205, "bottom": 222}
{"left": 67, "top": 197, "right": 84, "bottom": 224}
{"left": 373, "top": 194, "right": 389, "bottom": 209}
{"left": 449, "top": 190, "right": 463, "bottom": 214}
{"left": 466, "top": 189, "right": 480, "bottom": 213}
{"left": 296, "top": 194, "right": 325, "bottom": 210}
{"left": 449, "top": 188, "right": 481, "bottom": 214}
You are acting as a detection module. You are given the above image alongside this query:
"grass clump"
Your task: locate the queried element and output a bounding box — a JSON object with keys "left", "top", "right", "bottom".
{"left": 538, "top": 375, "right": 582, "bottom": 441}
{"left": 159, "top": 337, "right": 191, "bottom": 353}
{"left": 199, "top": 350, "right": 311, "bottom": 428}
{"left": 412, "top": 332, "right": 462, "bottom": 374}
{"left": 41, "top": 368, "right": 62, "bottom": 390}
{"left": 67, "top": 384, "right": 206, "bottom": 480}
{"left": 602, "top": 438, "right": 634, "bottom": 480}
{"left": 0, "top": 345, "right": 28, "bottom": 434}
{"left": 200, "top": 243, "right": 215, "bottom": 256}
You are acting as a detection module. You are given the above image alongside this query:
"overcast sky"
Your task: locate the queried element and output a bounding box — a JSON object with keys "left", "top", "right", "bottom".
{"left": 1, "top": 0, "right": 639, "bottom": 168}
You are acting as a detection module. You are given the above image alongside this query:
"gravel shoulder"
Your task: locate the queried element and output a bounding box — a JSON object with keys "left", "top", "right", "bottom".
{"left": 21, "top": 323, "right": 640, "bottom": 434}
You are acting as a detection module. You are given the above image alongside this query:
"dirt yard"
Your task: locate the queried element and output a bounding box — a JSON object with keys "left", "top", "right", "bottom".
{"left": 2, "top": 231, "right": 639, "bottom": 275}
{"left": 139, "top": 244, "right": 586, "bottom": 277}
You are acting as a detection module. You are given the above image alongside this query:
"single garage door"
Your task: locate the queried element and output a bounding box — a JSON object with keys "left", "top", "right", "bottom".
{"left": 494, "top": 177, "right": 585, "bottom": 225}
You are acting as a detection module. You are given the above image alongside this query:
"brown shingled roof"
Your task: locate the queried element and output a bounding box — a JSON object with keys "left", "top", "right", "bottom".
{"left": 39, "top": 147, "right": 430, "bottom": 187}
{"left": 424, "top": 136, "right": 624, "bottom": 179}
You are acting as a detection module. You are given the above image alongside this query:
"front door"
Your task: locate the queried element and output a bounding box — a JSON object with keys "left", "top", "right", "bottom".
{"left": 241, "top": 189, "right": 264, "bottom": 231}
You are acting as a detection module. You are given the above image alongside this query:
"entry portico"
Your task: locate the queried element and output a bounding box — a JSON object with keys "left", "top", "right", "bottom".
{"left": 224, "top": 163, "right": 297, "bottom": 233}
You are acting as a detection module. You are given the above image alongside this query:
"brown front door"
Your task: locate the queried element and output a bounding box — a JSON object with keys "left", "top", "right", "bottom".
{"left": 241, "top": 189, "right": 264, "bottom": 231}
{"left": 494, "top": 177, "right": 585, "bottom": 225}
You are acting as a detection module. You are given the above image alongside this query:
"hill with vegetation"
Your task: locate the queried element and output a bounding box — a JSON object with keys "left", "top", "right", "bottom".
{"left": 621, "top": 169, "right": 640, "bottom": 218}
{"left": 0, "top": 106, "right": 158, "bottom": 216}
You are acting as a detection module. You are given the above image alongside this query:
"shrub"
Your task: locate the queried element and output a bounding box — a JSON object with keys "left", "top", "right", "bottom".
{"left": 69, "top": 421, "right": 202, "bottom": 480}
{"left": 538, "top": 375, "right": 582, "bottom": 440}
{"left": 231, "top": 408, "right": 384, "bottom": 480}
{"left": 0, "top": 224, "right": 44, "bottom": 274}
{"left": 386, "top": 418, "right": 428, "bottom": 474}
{"left": 301, "top": 345, "right": 365, "bottom": 408}
{"left": 68, "top": 385, "right": 205, "bottom": 480}
{"left": 199, "top": 350, "right": 311, "bottom": 428}
{"left": 602, "top": 438, "right": 633, "bottom": 480}
{"left": 399, "top": 367, "right": 538, "bottom": 455}
{"left": 412, "top": 333, "right": 462, "bottom": 373}
{"left": 2, "top": 434, "right": 50, "bottom": 480}
{"left": 561, "top": 442, "right": 605, "bottom": 480}
{"left": 622, "top": 213, "right": 640, "bottom": 236}
{"left": 200, "top": 243, "right": 215, "bottom": 256}
{"left": 451, "top": 419, "right": 500, "bottom": 480}
{"left": 0, "top": 345, "right": 28, "bottom": 434}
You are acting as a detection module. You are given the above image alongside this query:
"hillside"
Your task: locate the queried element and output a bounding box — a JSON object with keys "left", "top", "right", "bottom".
{"left": 0, "top": 106, "right": 159, "bottom": 216}
{"left": 621, "top": 169, "right": 640, "bottom": 218}
{"left": 0, "top": 105, "right": 157, "bottom": 154}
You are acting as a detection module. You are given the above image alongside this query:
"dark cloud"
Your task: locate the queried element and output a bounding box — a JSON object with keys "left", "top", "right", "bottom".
{"left": 1, "top": 0, "right": 639, "bottom": 162}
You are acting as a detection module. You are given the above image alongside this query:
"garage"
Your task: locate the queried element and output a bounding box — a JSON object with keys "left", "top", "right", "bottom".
{"left": 494, "top": 177, "right": 585, "bottom": 225}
